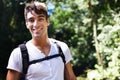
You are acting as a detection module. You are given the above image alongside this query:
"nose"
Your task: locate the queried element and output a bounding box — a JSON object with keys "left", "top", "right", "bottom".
{"left": 33, "top": 20, "right": 40, "bottom": 29}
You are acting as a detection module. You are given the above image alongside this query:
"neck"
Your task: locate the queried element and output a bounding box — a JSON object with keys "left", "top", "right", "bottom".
{"left": 31, "top": 35, "right": 50, "bottom": 47}
{"left": 31, "top": 36, "right": 51, "bottom": 56}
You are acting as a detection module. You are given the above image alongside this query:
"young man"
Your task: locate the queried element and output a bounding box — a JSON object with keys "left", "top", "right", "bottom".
{"left": 6, "top": 1, "right": 76, "bottom": 80}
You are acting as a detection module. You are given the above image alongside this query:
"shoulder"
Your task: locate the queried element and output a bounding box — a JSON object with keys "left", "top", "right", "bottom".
{"left": 49, "top": 38, "right": 72, "bottom": 64}
{"left": 11, "top": 42, "right": 29, "bottom": 58}
{"left": 49, "top": 38, "right": 70, "bottom": 54}
{"left": 11, "top": 47, "right": 21, "bottom": 56}
{"left": 9, "top": 46, "right": 22, "bottom": 62}
{"left": 49, "top": 38, "right": 68, "bottom": 48}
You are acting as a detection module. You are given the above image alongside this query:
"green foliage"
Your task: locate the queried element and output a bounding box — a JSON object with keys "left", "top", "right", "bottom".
{"left": 87, "top": 25, "right": 120, "bottom": 80}
{"left": 87, "top": 0, "right": 120, "bottom": 79}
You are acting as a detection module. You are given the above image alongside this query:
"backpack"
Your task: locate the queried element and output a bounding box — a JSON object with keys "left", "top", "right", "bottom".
{"left": 19, "top": 42, "right": 66, "bottom": 80}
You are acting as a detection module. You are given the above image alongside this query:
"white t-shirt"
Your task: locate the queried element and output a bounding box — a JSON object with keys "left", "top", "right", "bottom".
{"left": 7, "top": 38, "right": 72, "bottom": 80}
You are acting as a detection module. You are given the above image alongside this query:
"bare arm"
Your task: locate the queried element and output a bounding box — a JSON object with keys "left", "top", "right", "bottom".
{"left": 6, "top": 69, "right": 20, "bottom": 80}
{"left": 65, "top": 62, "right": 77, "bottom": 80}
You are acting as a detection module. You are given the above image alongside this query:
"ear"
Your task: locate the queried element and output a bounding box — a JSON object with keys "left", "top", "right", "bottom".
{"left": 47, "top": 18, "right": 50, "bottom": 26}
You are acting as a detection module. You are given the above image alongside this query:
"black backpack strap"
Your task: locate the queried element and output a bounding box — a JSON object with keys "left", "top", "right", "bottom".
{"left": 19, "top": 43, "right": 29, "bottom": 75}
{"left": 29, "top": 53, "right": 62, "bottom": 65}
{"left": 54, "top": 42, "right": 66, "bottom": 64}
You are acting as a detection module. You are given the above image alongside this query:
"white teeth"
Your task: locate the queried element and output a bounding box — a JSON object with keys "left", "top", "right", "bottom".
{"left": 33, "top": 27, "right": 42, "bottom": 30}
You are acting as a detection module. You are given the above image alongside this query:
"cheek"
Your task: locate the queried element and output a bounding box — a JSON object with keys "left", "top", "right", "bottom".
{"left": 26, "top": 22, "right": 31, "bottom": 29}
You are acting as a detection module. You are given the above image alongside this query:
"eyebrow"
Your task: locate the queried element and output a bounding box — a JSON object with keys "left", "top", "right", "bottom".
{"left": 38, "top": 15, "right": 45, "bottom": 18}
{"left": 27, "top": 14, "right": 45, "bottom": 19}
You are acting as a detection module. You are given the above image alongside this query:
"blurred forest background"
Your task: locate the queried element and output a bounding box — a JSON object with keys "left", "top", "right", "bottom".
{"left": 0, "top": 0, "right": 120, "bottom": 80}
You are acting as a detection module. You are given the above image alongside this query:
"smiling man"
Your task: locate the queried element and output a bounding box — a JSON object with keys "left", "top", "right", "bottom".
{"left": 6, "top": 1, "right": 76, "bottom": 80}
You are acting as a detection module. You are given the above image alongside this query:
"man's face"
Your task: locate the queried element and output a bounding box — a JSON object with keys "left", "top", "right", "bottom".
{"left": 26, "top": 11, "right": 49, "bottom": 38}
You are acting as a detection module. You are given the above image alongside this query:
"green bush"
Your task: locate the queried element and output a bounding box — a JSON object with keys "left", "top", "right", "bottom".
{"left": 87, "top": 25, "right": 120, "bottom": 80}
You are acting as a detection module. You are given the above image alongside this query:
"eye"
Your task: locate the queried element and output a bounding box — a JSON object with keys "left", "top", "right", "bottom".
{"left": 38, "top": 17, "right": 45, "bottom": 21}
{"left": 28, "top": 18, "right": 34, "bottom": 23}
